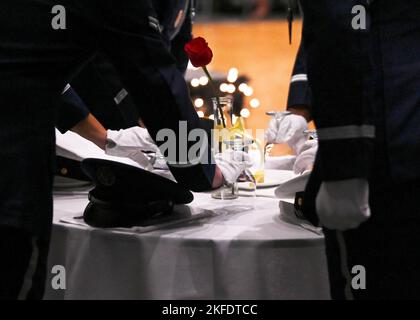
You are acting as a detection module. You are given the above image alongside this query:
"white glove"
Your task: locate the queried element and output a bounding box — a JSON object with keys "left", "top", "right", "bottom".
{"left": 265, "top": 155, "right": 296, "bottom": 171}
{"left": 265, "top": 114, "right": 308, "bottom": 154}
{"left": 106, "top": 127, "right": 159, "bottom": 170}
{"left": 293, "top": 140, "right": 318, "bottom": 174}
{"left": 215, "top": 150, "right": 253, "bottom": 184}
{"left": 316, "top": 179, "right": 371, "bottom": 231}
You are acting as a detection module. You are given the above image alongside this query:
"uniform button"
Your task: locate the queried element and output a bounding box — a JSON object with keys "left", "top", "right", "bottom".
{"left": 60, "top": 168, "right": 68, "bottom": 175}
{"left": 298, "top": 197, "right": 303, "bottom": 207}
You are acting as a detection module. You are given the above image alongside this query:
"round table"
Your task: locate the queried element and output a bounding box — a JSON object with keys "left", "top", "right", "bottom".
{"left": 44, "top": 189, "right": 330, "bottom": 300}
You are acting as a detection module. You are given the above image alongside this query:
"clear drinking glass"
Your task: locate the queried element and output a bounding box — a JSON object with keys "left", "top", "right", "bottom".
{"left": 245, "top": 137, "right": 265, "bottom": 187}
{"left": 232, "top": 139, "right": 257, "bottom": 199}
{"left": 211, "top": 96, "right": 237, "bottom": 199}
{"left": 211, "top": 96, "right": 258, "bottom": 200}
{"left": 211, "top": 138, "right": 258, "bottom": 200}
{"left": 212, "top": 96, "right": 234, "bottom": 155}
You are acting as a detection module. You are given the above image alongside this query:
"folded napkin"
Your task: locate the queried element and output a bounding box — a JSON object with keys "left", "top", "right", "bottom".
{"left": 55, "top": 129, "right": 177, "bottom": 182}
{"left": 56, "top": 129, "right": 141, "bottom": 167}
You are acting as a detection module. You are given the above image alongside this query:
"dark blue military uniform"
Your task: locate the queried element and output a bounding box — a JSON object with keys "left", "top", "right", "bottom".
{"left": 298, "top": 0, "right": 420, "bottom": 299}
{"left": 0, "top": 0, "right": 213, "bottom": 299}
{"left": 56, "top": 0, "right": 193, "bottom": 134}
{"left": 287, "top": 43, "right": 312, "bottom": 116}
{"left": 57, "top": 61, "right": 140, "bottom": 133}
{"left": 57, "top": 85, "right": 90, "bottom": 133}
{"left": 55, "top": 0, "right": 194, "bottom": 182}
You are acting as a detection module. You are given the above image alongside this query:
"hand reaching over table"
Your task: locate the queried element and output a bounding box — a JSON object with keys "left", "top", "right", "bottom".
{"left": 265, "top": 114, "right": 308, "bottom": 155}
{"left": 293, "top": 140, "right": 318, "bottom": 174}
{"left": 105, "top": 127, "right": 159, "bottom": 170}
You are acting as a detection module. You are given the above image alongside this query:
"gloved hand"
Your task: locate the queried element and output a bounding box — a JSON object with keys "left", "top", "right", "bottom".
{"left": 105, "top": 127, "right": 159, "bottom": 170}
{"left": 215, "top": 150, "right": 253, "bottom": 184}
{"left": 316, "top": 179, "right": 371, "bottom": 231}
{"left": 293, "top": 140, "right": 318, "bottom": 174}
{"left": 265, "top": 114, "right": 308, "bottom": 154}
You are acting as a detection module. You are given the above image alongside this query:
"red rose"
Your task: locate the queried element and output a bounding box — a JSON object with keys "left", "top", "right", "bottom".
{"left": 184, "top": 37, "right": 214, "bottom": 68}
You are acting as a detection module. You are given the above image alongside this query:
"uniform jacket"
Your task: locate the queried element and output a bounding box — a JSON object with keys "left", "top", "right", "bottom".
{"left": 0, "top": 0, "right": 214, "bottom": 233}
{"left": 298, "top": 0, "right": 420, "bottom": 184}
{"left": 56, "top": 0, "right": 193, "bottom": 133}
{"left": 287, "top": 43, "right": 312, "bottom": 114}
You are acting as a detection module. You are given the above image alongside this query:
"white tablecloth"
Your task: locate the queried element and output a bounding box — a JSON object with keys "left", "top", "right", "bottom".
{"left": 44, "top": 188, "right": 330, "bottom": 300}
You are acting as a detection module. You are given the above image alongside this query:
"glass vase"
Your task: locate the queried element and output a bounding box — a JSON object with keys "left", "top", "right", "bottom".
{"left": 211, "top": 96, "right": 238, "bottom": 199}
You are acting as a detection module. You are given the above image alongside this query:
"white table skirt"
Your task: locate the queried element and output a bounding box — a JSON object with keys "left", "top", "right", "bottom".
{"left": 44, "top": 190, "right": 330, "bottom": 300}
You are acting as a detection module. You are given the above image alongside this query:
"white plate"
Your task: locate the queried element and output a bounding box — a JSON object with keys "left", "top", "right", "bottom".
{"left": 238, "top": 169, "right": 298, "bottom": 190}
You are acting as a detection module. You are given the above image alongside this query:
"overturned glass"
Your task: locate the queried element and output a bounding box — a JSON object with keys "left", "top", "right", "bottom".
{"left": 212, "top": 139, "right": 256, "bottom": 200}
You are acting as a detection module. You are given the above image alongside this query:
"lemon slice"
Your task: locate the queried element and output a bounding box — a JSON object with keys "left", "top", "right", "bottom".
{"left": 254, "top": 170, "right": 265, "bottom": 184}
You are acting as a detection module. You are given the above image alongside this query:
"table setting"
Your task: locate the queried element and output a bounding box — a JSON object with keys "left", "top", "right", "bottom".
{"left": 47, "top": 87, "right": 329, "bottom": 300}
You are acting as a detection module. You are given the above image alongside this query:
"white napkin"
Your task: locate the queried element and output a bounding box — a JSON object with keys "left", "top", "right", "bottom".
{"left": 55, "top": 129, "right": 176, "bottom": 182}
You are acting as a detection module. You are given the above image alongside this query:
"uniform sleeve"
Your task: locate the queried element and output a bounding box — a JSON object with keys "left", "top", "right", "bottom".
{"left": 97, "top": 0, "right": 215, "bottom": 192}
{"left": 286, "top": 42, "right": 312, "bottom": 113}
{"left": 170, "top": 7, "right": 193, "bottom": 74}
{"left": 56, "top": 85, "right": 90, "bottom": 134}
{"left": 300, "top": 0, "right": 375, "bottom": 181}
